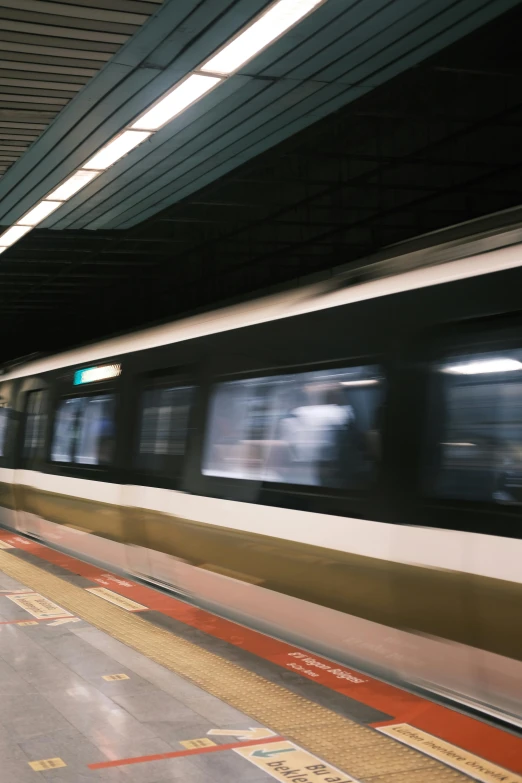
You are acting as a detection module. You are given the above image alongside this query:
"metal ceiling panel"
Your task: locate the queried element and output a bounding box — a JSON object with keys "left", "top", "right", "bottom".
{"left": 0, "top": 0, "right": 519, "bottom": 237}
{"left": 65, "top": 80, "right": 349, "bottom": 230}
{"left": 0, "top": 0, "right": 162, "bottom": 180}
{"left": 2, "top": 1, "right": 522, "bottom": 344}
{"left": 0, "top": 0, "right": 265, "bottom": 222}
{"left": 47, "top": 0, "right": 519, "bottom": 231}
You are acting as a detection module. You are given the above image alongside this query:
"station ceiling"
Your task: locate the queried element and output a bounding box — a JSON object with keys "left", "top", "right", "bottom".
{"left": 0, "top": 0, "right": 522, "bottom": 361}
{"left": 0, "top": 0, "right": 164, "bottom": 180}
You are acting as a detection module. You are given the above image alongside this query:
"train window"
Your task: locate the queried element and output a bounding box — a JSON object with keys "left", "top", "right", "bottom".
{"left": 429, "top": 350, "right": 522, "bottom": 505}
{"left": 23, "top": 390, "right": 48, "bottom": 460}
{"left": 51, "top": 394, "right": 115, "bottom": 466}
{"left": 136, "top": 384, "right": 193, "bottom": 476}
{"left": 203, "top": 365, "right": 384, "bottom": 489}
{"left": 0, "top": 407, "right": 9, "bottom": 458}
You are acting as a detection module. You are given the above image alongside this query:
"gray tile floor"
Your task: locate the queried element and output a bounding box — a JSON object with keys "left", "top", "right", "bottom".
{"left": 0, "top": 570, "right": 274, "bottom": 782}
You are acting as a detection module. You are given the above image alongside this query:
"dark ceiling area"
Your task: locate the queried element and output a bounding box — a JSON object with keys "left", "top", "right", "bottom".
{"left": 2, "top": 2, "right": 522, "bottom": 362}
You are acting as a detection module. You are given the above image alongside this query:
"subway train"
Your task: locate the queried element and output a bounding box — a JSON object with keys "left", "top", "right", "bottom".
{"left": 1, "top": 231, "right": 522, "bottom": 726}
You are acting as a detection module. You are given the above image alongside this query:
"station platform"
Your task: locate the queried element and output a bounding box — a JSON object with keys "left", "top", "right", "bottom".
{"left": 0, "top": 529, "right": 521, "bottom": 783}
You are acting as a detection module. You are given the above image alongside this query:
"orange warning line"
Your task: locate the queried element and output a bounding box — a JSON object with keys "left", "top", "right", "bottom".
{"left": 89, "top": 735, "right": 284, "bottom": 769}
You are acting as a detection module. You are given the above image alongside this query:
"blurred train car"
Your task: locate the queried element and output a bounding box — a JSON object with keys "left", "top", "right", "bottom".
{"left": 1, "top": 226, "right": 522, "bottom": 726}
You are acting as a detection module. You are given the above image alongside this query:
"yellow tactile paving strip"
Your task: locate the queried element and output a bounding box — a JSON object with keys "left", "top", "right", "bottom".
{"left": 0, "top": 550, "right": 470, "bottom": 783}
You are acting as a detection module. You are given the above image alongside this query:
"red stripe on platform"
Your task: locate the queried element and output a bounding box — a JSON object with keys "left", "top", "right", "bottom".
{"left": 2, "top": 529, "right": 522, "bottom": 773}
{"left": 89, "top": 735, "right": 284, "bottom": 769}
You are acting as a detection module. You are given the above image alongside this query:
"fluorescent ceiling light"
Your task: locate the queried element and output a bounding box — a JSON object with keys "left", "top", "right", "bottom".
{"left": 0, "top": 225, "right": 32, "bottom": 247}
{"left": 132, "top": 74, "right": 222, "bottom": 132}
{"left": 48, "top": 169, "right": 99, "bottom": 201}
{"left": 16, "top": 200, "right": 62, "bottom": 227}
{"left": 442, "top": 358, "right": 522, "bottom": 375}
{"left": 341, "top": 379, "right": 379, "bottom": 387}
{"left": 83, "top": 130, "right": 151, "bottom": 171}
{"left": 0, "top": 247, "right": 7, "bottom": 255}
{"left": 441, "top": 442, "right": 476, "bottom": 447}
{"left": 201, "top": 0, "right": 324, "bottom": 75}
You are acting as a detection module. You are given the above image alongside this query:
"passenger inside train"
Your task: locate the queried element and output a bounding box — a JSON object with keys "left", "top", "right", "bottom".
{"left": 203, "top": 366, "right": 383, "bottom": 489}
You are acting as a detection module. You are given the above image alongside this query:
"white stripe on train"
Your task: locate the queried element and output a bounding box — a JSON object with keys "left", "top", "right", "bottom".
{"left": 3, "top": 468, "right": 522, "bottom": 586}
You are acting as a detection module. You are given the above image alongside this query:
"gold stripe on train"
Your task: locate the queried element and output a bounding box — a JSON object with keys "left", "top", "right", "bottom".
{"left": 4, "top": 481, "right": 522, "bottom": 662}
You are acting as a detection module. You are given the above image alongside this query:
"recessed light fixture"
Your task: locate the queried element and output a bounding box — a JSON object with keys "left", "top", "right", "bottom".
{"left": 201, "top": 0, "right": 325, "bottom": 76}
{"left": 47, "top": 170, "right": 100, "bottom": 201}
{"left": 16, "top": 200, "right": 62, "bottom": 227}
{"left": 0, "top": 225, "right": 32, "bottom": 247}
{"left": 0, "top": 0, "right": 327, "bottom": 253}
{"left": 83, "top": 130, "right": 152, "bottom": 171}
{"left": 132, "top": 74, "right": 222, "bottom": 131}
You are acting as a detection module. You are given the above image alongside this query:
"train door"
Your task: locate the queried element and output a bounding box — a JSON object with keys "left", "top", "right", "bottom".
{"left": 14, "top": 383, "right": 50, "bottom": 538}
{"left": 0, "top": 380, "right": 18, "bottom": 532}
{"left": 121, "top": 363, "right": 197, "bottom": 596}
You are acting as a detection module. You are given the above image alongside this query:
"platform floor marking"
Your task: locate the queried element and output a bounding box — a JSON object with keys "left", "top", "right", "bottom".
{"left": 102, "top": 673, "right": 129, "bottom": 681}
{"left": 85, "top": 587, "right": 146, "bottom": 611}
{"left": 208, "top": 728, "right": 275, "bottom": 740}
{"left": 234, "top": 739, "right": 358, "bottom": 783}
{"left": 378, "top": 725, "right": 522, "bottom": 783}
{"left": 0, "top": 549, "right": 472, "bottom": 783}
{"left": 29, "top": 758, "right": 67, "bottom": 771}
{"left": 6, "top": 591, "right": 72, "bottom": 619}
{"left": 179, "top": 738, "right": 216, "bottom": 749}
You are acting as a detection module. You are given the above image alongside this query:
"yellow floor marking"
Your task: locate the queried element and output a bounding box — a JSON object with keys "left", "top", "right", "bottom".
{"left": 102, "top": 673, "right": 130, "bottom": 681}
{"left": 86, "top": 587, "right": 146, "bottom": 611}
{"left": 17, "top": 620, "right": 38, "bottom": 626}
{"left": 235, "top": 739, "right": 357, "bottom": 782}
{"left": 378, "top": 725, "right": 522, "bottom": 783}
{"left": 208, "top": 728, "right": 275, "bottom": 740}
{"left": 180, "top": 738, "right": 216, "bottom": 749}
{"left": 48, "top": 617, "right": 81, "bottom": 626}
{"left": 28, "top": 758, "right": 67, "bottom": 771}
{"left": 6, "top": 592, "right": 72, "bottom": 619}
{"left": 0, "top": 550, "right": 471, "bottom": 783}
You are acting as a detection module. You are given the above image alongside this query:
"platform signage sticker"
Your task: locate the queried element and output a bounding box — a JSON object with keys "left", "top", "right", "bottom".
{"left": 48, "top": 617, "right": 81, "bottom": 626}
{"left": 86, "top": 587, "right": 146, "bottom": 612}
{"left": 28, "top": 758, "right": 67, "bottom": 771}
{"left": 0, "top": 540, "right": 14, "bottom": 549}
{"left": 285, "top": 652, "right": 366, "bottom": 685}
{"left": 6, "top": 592, "right": 72, "bottom": 619}
{"left": 208, "top": 728, "right": 276, "bottom": 741}
{"left": 234, "top": 740, "right": 357, "bottom": 783}
{"left": 180, "top": 738, "right": 216, "bottom": 749}
{"left": 378, "top": 724, "right": 522, "bottom": 783}
{"left": 102, "top": 674, "right": 129, "bottom": 681}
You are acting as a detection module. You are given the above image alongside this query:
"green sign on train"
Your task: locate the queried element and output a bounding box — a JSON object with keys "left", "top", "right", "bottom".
{"left": 73, "top": 364, "right": 121, "bottom": 385}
